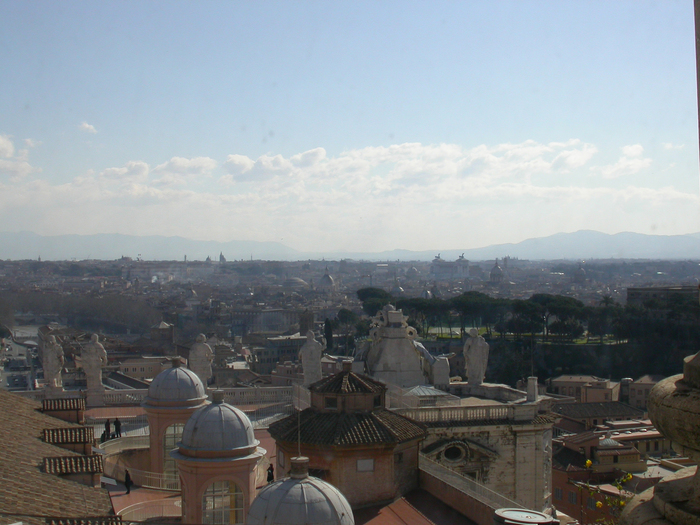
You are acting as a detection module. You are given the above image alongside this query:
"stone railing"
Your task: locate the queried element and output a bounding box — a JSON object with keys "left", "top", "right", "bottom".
{"left": 220, "top": 386, "right": 292, "bottom": 405}
{"left": 419, "top": 454, "right": 523, "bottom": 510}
{"left": 396, "top": 402, "right": 538, "bottom": 424}
{"left": 16, "top": 385, "right": 294, "bottom": 408}
{"left": 103, "top": 389, "right": 148, "bottom": 405}
{"left": 119, "top": 498, "right": 182, "bottom": 520}
{"left": 397, "top": 404, "right": 513, "bottom": 423}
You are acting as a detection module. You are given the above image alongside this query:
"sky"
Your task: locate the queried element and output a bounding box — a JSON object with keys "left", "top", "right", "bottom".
{"left": 0, "top": 0, "right": 698, "bottom": 253}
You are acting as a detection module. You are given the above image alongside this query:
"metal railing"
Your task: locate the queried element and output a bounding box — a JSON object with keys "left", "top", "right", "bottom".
{"left": 105, "top": 458, "right": 181, "bottom": 492}
{"left": 419, "top": 454, "right": 524, "bottom": 510}
{"left": 98, "top": 434, "right": 150, "bottom": 455}
{"left": 119, "top": 498, "right": 182, "bottom": 521}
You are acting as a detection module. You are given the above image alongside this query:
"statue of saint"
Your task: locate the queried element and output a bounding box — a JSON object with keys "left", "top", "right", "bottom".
{"left": 299, "top": 330, "right": 324, "bottom": 386}
{"left": 189, "top": 333, "right": 214, "bottom": 386}
{"left": 82, "top": 334, "right": 108, "bottom": 392}
{"left": 43, "top": 335, "right": 64, "bottom": 389}
{"left": 463, "top": 328, "right": 489, "bottom": 385}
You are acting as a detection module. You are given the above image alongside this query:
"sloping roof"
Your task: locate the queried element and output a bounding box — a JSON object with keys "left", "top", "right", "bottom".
{"left": 553, "top": 402, "right": 645, "bottom": 420}
{"left": 42, "top": 398, "right": 86, "bottom": 412}
{"left": 310, "top": 370, "right": 385, "bottom": 394}
{"left": 43, "top": 455, "right": 103, "bottom": 475}
{"left": 552, "top": 445, "right": 587, "bottom": 470}
{"left": 354, "top": 489, "right": 475, "bottom": 525}
{"left": 405, "top": 385, "right": 451, "bottom": 397}
{"left": 43, "top": 427, "right": 94, "bottom": 445}
{"left": 269, "top": 408, "right": 425, "bottom": 446}
{"left": 0, "top": 390, "right": 113, "bottom": 525}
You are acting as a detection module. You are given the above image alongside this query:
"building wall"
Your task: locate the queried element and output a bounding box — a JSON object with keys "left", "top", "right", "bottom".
{"left": 421, "top": 421, "right": 553, "bottom": 511}
{"left": 276, "top": 441, "right": 408, "bottom": 508}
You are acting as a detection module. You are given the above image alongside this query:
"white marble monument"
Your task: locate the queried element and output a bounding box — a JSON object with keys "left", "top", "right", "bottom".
{"left": 299, "top": 330, "right": 324, "bottom": 386}
{"left": 82, "top": 334, "right": 108, "bottom": 405}
{"left": 463, "top": 328, "right": 489, "bottom": 385}
{"left": 189, "top": 334, "right": 214, "bottom": 387}
{"left": 42, "top": 335, "right": 64, "bottom": 391}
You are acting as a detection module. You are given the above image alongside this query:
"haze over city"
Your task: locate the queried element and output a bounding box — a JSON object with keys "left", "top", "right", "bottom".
{"left": 1, "top": 1, "right": 699, "bottom": 255}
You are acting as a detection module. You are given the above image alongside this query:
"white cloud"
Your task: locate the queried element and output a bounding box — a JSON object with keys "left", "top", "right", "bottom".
{"left": 99, "top": 161, "right": 150, "bottom": 183}
{"left": 0, "top": 135, "right": 15, "bottom": 157}
{"left": 152, "top": 157, "right": 217, "bottom": 186}
{"left": 622, "top": 144, "right": 644, "bottom": 157}
{"left": 24, "top": 138, "right": 38, "bottom": 148}
{"left": 0, "top": 136, "right": 39, "bottom": 179}
{"left": 663, "top": 142, "right": 685, "bottom": 150}
{"left": 596, "top": 155, "right": 652, "bottom": 179}
{"left": 1, "top": 138, "right": 696, "bottom": 252}
{"left": 80, "top": 122, "right": 97, "bottom": 134}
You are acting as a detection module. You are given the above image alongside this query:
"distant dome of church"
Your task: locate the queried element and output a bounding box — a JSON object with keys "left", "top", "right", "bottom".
{"left": 406, "top": 267, "right": 419, "bottom": 279}
{"left": 179, "top": 390, "right": 258, "bottom": 455}
{"left": 490, "top": 260, "right": 504, "bottom": 283}
{"left": 144, "top": 360, "right": 206, "bottom": 406}
{"left": 319, "top": 269, "right": 335, "bottom": 288}
{"left": 283, "top": 277, "right": 309, "bottom": 289}
{"left": 247, "top": 457, "right": 354, "bottom": 525}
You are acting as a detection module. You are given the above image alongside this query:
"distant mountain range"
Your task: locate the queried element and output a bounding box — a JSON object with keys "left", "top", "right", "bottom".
{"left": 1, "top": 230, "right": 700, "bottom": 262}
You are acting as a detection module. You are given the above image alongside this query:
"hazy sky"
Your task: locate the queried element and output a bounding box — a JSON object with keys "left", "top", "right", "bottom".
{"left": 1, "top": 1, "right": 698, "bottom": 253}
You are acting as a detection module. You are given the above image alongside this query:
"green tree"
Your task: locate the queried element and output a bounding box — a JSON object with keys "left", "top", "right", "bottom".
{"left": 324, "top": 318, "right": 334, "bottom": 352}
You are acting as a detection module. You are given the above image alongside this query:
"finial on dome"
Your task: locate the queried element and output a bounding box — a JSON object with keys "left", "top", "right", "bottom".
{"left": 342, "top": 360, "right": 352, "bottom": 372}
{"left": 172, "top": 357, "right": 181, "bottom": 368}
{"left": 290, "top": 456, "right": 310, "bottom": 479}
{"left": 212, "top": 390, "right": 225, "bottom": 404}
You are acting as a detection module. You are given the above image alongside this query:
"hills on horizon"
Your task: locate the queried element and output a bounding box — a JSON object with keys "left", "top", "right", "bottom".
{"left": 1, "top": 230, "right": 699, "bottom": 262}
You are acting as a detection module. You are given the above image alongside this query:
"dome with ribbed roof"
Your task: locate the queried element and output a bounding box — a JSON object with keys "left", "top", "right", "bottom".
{"left": 143, "top": 359, "right": 207, "bottom": 408}
{"left": 178, "top": 390, "right": 258, "bottom": 456}
{"left": 247, "top": 457, "right": 353, "bottom": 525}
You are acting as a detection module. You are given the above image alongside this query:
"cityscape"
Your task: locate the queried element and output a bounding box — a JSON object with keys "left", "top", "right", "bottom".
{"left": 1, "top": 1, "right": 700, "bottom": 525}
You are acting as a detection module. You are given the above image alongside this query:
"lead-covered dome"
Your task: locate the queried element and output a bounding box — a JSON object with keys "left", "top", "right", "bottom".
{"left": 247, "top": 457, "right": 353, "bottom": 525}
{"left": 143, "top": 359, "right": 207, "bottom": 408}
{"left": 178, "top": 390, "right": 258, "bottom": 456}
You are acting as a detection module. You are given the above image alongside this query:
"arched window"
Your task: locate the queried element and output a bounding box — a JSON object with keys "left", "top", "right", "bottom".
{"left": 163, "top": 423, "right": 184, "bottom": 485}
{"left": 202, "top": 480, "right": 244, "bottom": 524}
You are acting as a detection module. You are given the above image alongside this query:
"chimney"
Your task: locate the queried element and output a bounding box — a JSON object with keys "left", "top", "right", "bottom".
{"left": 527, "top": 377, "right": 538, "bottom": 402}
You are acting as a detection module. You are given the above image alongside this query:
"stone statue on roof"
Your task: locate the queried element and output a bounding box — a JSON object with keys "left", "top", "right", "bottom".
{"left": 43, "top": 335, "right": 64, "bottom": 390}
{"left": 82, "top": 333, "right": 108, "bottom": 393}
{"left": 463, "top": 328, "right": 489, "bottom": 385}
{"left": 299, "top": 330, "right": 324, "bottom": 387}
{"left": 189, "top": 333, "right": 214, "bottom": 386}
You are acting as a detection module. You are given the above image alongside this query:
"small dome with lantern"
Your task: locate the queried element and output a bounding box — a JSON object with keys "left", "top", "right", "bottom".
{"left": 247, "top": 457, "right": 354, "bottom": 525}
{"left": 178, "top": 390, "right": 258, "bottom": 456}
{"left": 143, "top": 358, "right": 207, "bottom": 408}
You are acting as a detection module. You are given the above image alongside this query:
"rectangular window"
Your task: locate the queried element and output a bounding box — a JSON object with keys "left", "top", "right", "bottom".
{"left": 568, "top": 491, "right": 577, "bottom": 504}
{"left": 357, "top": 459, "right": 374, "bottom": 472}
{"left": 587, "top": 497, "right": 596, "bottom": 510}
{"left": 394, "top": 452, "right": 403, "bottom": 464}
{"left": 325, "top": 397, "right": 337, "bottom": 409}
{"left": 374, "top": 395, "right": 381, "bottom": 408}
{"left": 654, "top": 441, "right": 659, "bottom": 451}
{"left": 278, "top": 450, "right": 285, "bottom": 467}
{"left": 554, "top": 487, "right": 563, "bottom": 500}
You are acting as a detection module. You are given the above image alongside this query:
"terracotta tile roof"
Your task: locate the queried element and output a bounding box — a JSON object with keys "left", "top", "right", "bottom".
{"left": 46, "top": 518, "right": 121, "bottom": 525}
{"left": 44, "top": 427, "right": 94, "bottom": 444}
{"left": 0, "top": 390, "right": 113, "bottom": 525}
{"left": 269, "top": 408, "right": 425, "bottom": 446}
{"left": 43, "top": 455, "right": 103, "bottom": 475}
{"left": 310, "top": 370, "right": 385, "bottom": 394}
{"left": 42, "top": 398, "right": 86, "bottom": 412}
